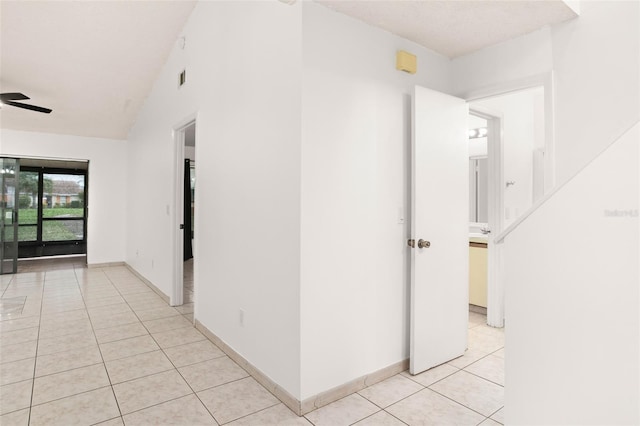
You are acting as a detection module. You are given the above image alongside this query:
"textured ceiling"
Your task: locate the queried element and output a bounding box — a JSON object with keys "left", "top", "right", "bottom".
{"left": 315, "top": 0, "right": 578, "bottom": 58}
{"left": 0, "top": 1, "right": 577, "bottom": 141}
{"left": 0, "top": 0, "right": 196, "bottom": 140}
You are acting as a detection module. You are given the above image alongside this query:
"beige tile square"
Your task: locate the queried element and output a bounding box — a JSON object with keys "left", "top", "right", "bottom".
{"left": 198, "top": 377, "right": 279, "bottom": 424}
{"left": 88, "top": 303, "right": 134, "bottom": 317}
{"left": 386, "top": 388, "right": 485, "bottom": 426}
{"left": 464, "top": 354, "right": 504, "bottom": 386}
{"left": 353, "top": 411, "right": 406, "bottom": 425}
{"left": 38, "top": 318, "right": 93, "bottom": 339}
{"left": 84, "top": 295, "right": 125, "bottom": 308}
{"left": 120, "top": 292, "right": 159, "bottom": 303}
{"left": 448, "top": 348, "right": 492, "bottom": 369}
{"left": 179, "top": 356, "right": 248, "bottom": 391}
{"left": 0, "top": 340, "right": 37, "bottom": 364}
{"left": 0, "top": 357, "right": 34, "bottom": 386}
{"left": 91, "top": 311, "right": 140, "bottom": 330}
{"left": 0, "top": 327, "right": 39, "bottom": 345}
{"left": 123, "top": 394, "right": 217, "bottom": 425}
{"left": 33, "top": 363, "right": 110, "bottom": 406}
{"left": 430, "top": 371, "right": 504, "bottom": 417}
{"left": 473, "top": 324, "right": 505, "bottom": 339}
{"left": 0, "top": 408, "right": 29, "bottom": 426}
{"left": 468, "top": 328, "right": 504, "bottom": 354}
{"left": 135, "top": 306, "right": 181, "bottom": 322}
{"left": 115, "top": 284, "right": 152, "bottom": 295}
{"left": 82, "top": 289, "right": 121, "bottom": 301}
{"left": 128, "top": 299, "right": 168, "bottom": 312}
{"left": 304, "top": 394, "right": 379, "bottom": 426}
{"left": 163, "top": 340, "right": 225, "bottom": 368}
{"left": 94, "top": 322, "right": 149, "bottom": 344}
{"left": 143, "top": 315, "right": 192, "bottom": 333}
{"left": 0, "top": 379, "right": 32, "bottom": 415}
{"left": 95, "top": 417, "right": 125, "bottom": 425}
{"left": 112, "top": 370, "right": 192, "bottom": 414}
{"left": 41, "top": 301, "right": 85, "bottom": 314}
{"left": 402, "top": 363, "right": 459, "bottom": 387}
{"left": 493, "top": 348, "right": 505, "bottom": 359}
{"left": 491, "top": 407, "right": 504, "bottom": 424}
{"left": 105, "top": 350, "right": 174, "bottom": 384}
{"left": 151, "top": 326, "right": 206, "bottom": 349}
{"left": 228, "top": 403, "right": 312, "bottom": 426}
{"left": 480, "top": 418, "right": 502, "bottom": 425}
{"left": 0, "top": 316, "right": 40, "bottom": 333}
{"left": 100, "top": 335, "right": 159, "bottom": 361}
{"left": 30, "top": 386, "right": 120, "bottom": 426}
{"left": 358, "top": 374, "right": 423, "bottom": 408}
{"left": 469, "top": 312, "right": 487, "bottom": 327}
{"left": 35, "top": 345, "right": 102, "bottom": 377}
{"left": 36, "top": 330, "right": 97, "bottom": 356}
{"left": 40, "top": 308, "right": 87, "bottom": 323}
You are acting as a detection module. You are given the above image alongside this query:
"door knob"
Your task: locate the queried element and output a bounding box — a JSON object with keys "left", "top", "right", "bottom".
{"left": 418, "top": 239, "right": 431, "bottom": 249}
{"left": 407, "top": 239, "right": 415, "bottom": 248}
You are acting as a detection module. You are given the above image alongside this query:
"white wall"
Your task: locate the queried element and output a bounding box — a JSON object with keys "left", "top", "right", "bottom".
{"left": 125, "top": 1, "right": 302, "bottom": 398}
{"left": 453, "top": 1, "right": 640, "bottom": 185}
{"left": 300, "top": 2, "right": 452, "bottom": 399}
{"left": 453, "top": 2, "right": 640, "bottom": 422}
{"left": 503, "top": 124, "right": 639, "bottom": 425}
{"left": 473, "top": 87, "right": 544, "bottom": 226}
{"left": 1, "top": 129, "right": 127, "bottom": 265}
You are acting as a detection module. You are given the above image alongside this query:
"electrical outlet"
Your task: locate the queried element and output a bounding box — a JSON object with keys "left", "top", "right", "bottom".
{"left": 239, "top": 309, "right": 245, "bottom": 327}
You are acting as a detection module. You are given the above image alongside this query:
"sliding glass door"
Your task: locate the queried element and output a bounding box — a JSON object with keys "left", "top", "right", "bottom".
{"left": 18, "top": 166, "right": 87, "bottom": 258}
{"left": 1, "top": 158, "right": 19, "bottom": 274}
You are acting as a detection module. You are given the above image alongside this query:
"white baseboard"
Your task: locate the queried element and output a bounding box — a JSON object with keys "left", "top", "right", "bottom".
{"left": 87, "top": 261, "right": 125, "bottom": 269}
{"left": 195, "top": 319, "right": 408, "bottom": 416}
{"left": 124, "top": 263, "right": 170, "bottom": 304}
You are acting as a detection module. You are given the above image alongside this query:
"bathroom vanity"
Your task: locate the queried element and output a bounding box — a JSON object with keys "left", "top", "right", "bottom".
{"left": 469, "top": 235, "right": 488, "bottom": 309}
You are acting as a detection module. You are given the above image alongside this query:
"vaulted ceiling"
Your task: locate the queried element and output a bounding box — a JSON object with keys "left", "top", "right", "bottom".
{"left": 0, "top": 0, "right": 197, "bottom": 140}
{"left": 0, "top": 0, "right": 578, "bottom": 141}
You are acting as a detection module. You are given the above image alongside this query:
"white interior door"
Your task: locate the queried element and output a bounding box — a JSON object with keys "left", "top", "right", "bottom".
{"left": 410, "top": 86, "right": 469, "bottom": 374}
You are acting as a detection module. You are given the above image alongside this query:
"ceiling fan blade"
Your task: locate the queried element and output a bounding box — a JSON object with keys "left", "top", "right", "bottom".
{"left": 4, "top": 101, "right": 52, "bottom": 114}
{"left": 0, "top": 92, "right": 29, "bottom": 102}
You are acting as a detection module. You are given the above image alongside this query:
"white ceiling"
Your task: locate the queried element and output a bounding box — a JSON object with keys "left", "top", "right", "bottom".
{"left": 316, "top": 0, "right": 578, "bottom": 58}
{"left": 0, "top": 0, "right": 577, "bottom": 141}
{"left": 0, "top": 0, "right": 196, "bottom": 140}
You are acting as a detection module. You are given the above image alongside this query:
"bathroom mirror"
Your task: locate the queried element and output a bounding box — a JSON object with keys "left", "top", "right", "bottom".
{"left": 469, "top": 157, "right": 488, "bottom": 224}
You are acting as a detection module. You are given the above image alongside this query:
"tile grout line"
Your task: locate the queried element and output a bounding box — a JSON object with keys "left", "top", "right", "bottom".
{"left": 102, "top": 269, "right": 206, "bottom": 422}
{"left": 75, "top": 266, "right": 125, "bottom": 423}
{"left": 25, "top": 272, "right": 46, "bottom": 425}
{"left": 427, "top": 384, "right": 499, "bottom": 420}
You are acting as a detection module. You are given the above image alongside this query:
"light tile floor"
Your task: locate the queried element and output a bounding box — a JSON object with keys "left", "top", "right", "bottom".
{"left": 1, "top": 258, "right": 504, "bottom": 425}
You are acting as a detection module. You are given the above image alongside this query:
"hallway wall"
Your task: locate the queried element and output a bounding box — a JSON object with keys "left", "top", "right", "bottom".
{"left": 300, "top": 2, "right": 452, "bottom": 399}
{"left": 125, "top": 0, "right": 302, "bottom": 398}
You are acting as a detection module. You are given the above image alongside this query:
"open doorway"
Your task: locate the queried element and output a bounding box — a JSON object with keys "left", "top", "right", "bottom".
{"left": 183, "top": 123, "right": 196, "bottom": 306}
{"left": 172, "top": 118, "right": 196, "bottom": 310}
{"left": 467, "top": 85, "right": 548, "bottom": 327}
